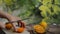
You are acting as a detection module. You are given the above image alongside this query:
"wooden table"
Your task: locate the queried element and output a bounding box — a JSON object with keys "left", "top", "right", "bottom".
{"left": 3, "top": 29, "right": 30, "bottom": 34}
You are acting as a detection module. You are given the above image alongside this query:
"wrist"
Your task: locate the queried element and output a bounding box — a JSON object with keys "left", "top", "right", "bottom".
{"left": 0, "top": 10, "right": 13, "bottom": 21}
{"left": 5, "top": 14, "right": 13, "bottom": 21}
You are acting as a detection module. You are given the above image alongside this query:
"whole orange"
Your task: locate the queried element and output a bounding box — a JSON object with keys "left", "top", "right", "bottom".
{"left": 33, "top": 25, "right": 45, "bottom": 34}
{"left": 40, "top": 21, "right": 47, "bottom": 29}
{"left": 5, "top": 23, "right": 12, "bottom": 29}
{"left": 16, "top": 27, "right": 24, "bottom": 33}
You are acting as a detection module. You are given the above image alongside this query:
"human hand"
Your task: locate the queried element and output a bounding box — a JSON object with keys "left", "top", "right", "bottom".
{"left": 8, "top": 16, "right": 25, "bottom": 32}
{"left": 0, "top": 22, "right": 5, "bottom": 29}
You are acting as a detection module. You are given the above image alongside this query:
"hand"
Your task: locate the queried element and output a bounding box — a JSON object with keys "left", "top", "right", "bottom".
{"left": 0, "top": 10, "right": 25, "bottom": 31}
{"left": 8, "top": 16, "right": 21, "bottom": 22}
{"left": 8, "top": 16, "right": 25, "bottom": 31}
{"left": 0, "top": 22, "right": 5, "bottom": 29}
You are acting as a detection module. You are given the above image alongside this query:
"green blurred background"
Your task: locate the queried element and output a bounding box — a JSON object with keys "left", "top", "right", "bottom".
{"left": 0, "top": 0, "right": 60, "bottom": 24}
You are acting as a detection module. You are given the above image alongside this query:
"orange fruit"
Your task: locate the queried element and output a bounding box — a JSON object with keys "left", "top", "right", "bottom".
{"left": 33, "top": 25, "right": 45, "bottom": 33}
{"left": 40, "top": 21, "right": 47, "bottom": 29}
{"left": 5, "top": 23, "right": 12, "bottom": 29}
{"left": 16, "top": 27, "right": 24, "bottom": 33}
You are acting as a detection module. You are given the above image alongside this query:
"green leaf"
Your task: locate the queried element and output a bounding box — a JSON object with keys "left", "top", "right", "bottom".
{"left": 39, "top": 5, "right": 51, "bottom": 17}
{"left": 4, "top": 0, "right": 13, "bottom": 5}
{"left": 0, "top": 0, "right": 3, "bottom": 5}
{"left": 52, "top": 5, "right": 60, "bottom": 14}
{"left": 42, "top": 0, "right": 52, "bottom": 5}
{"left": 55, "top": 0, "right": 60, "bottom": 5}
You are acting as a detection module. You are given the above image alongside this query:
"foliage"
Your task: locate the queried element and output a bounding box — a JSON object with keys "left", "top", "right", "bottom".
{"left": 3, "top": 0, "right": 39, "bottom": 11}
{"left": 39, "top": 0, "right": 60, "bottom": 24}
{"left": 0, "top": 0, "right": 60, "bottom": 24}
{"left": 0, "top": 0, "right": 3, "bottom": 6}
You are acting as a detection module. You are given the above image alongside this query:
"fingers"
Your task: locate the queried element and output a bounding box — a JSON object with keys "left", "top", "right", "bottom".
{"left": 0, "top": 22, "right": 5, "bottom": 29}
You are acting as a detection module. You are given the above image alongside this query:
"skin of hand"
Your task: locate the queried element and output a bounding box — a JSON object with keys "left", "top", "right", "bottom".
{"left": 0, "top": 10, "right": 21, "bottom": 21}
{"left": 0, "top": 22, "right": 5, "bottom": 29}
{"left": 0, "top": 10, "right": 25, "bottom": 31}
{"left": 9, "top": 16, "right": 25, "bottom": 31}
